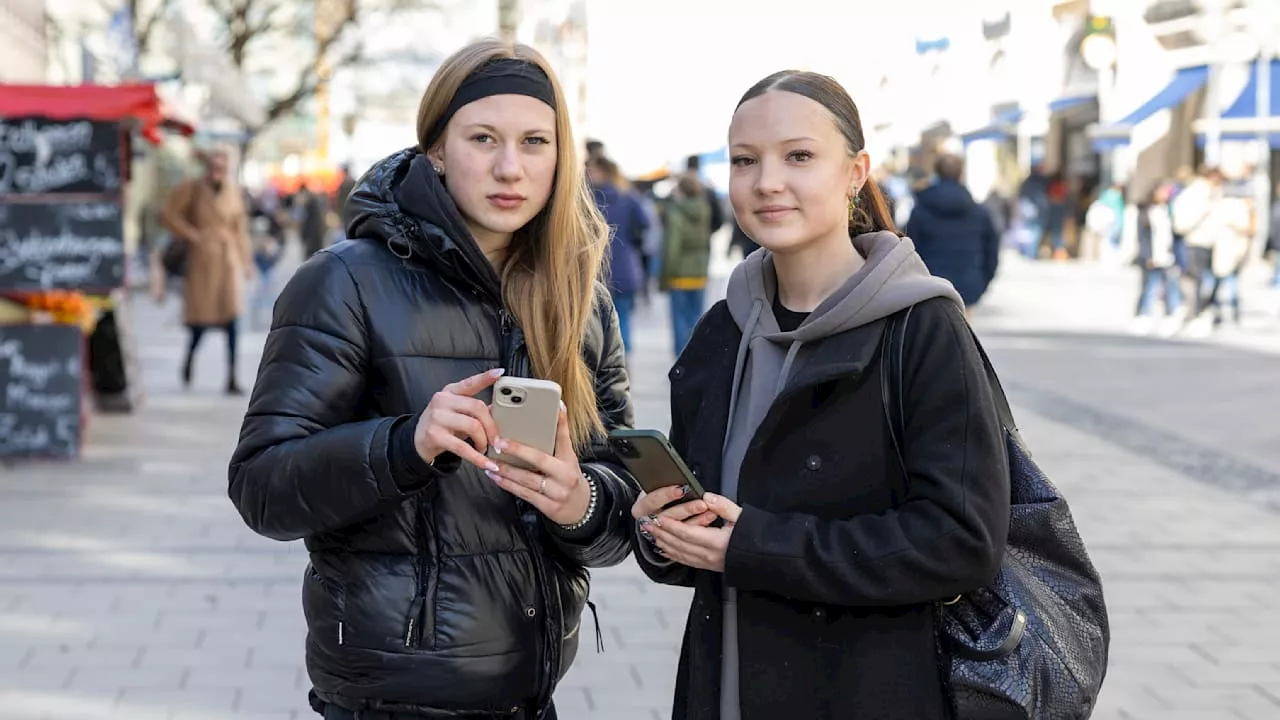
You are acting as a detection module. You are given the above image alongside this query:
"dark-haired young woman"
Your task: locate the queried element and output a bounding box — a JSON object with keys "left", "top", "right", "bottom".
{"left": 629, "top": 70, "right": 1011, "bottom": 720}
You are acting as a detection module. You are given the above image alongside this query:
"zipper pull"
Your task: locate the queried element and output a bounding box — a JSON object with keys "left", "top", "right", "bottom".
{"left": 403, "top": 594, "right": 426, "bottom": 648}
{"left": 500, "top": 308, "right": 513, "bottom": 335}
{"left": 586, "top": 600, "right": 604, "bottom": 653}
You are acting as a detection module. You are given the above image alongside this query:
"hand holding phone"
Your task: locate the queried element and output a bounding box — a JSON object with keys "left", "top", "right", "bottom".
{"left": 414, "top": 368, "right": 505, "bottom": 472}
{"left": 488, "top": 376, "right": 562, "bottom": 471}
{"left": 608, "top": 429, "right": 705, "bottom": 498}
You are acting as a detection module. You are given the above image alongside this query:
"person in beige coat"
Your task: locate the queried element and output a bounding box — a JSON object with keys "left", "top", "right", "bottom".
{"left": 160, "top": 149, "right": 253, "bottom": 394}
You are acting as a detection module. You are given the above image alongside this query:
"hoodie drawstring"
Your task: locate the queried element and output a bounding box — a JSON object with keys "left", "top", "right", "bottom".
{"left": 721, "top": 298, "right": 764, "bottom": 461}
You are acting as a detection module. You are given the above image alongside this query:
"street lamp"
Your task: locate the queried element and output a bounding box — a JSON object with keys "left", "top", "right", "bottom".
{"left": 1081, "top": 16, "right": 1119, "bottom": 184}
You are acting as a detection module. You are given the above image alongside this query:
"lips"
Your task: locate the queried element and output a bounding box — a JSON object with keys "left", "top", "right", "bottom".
{"left": 488, "top": 193, "right": 526, "bottom": 209}
{"left": 754, "top": 206, "right": 794, "bottom": 221}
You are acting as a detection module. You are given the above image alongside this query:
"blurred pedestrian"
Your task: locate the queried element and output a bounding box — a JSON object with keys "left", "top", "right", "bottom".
{"left": 159, "top": 148, "right": 253, "bottom": 395}
{"left": 905, "top": 153, "right": 1000, "bottom": 310}
{"left": 1133, "top": 182, "right": 1183, "bottom": 335}
{"left": 588, "top": 156, "right": 648, "bottom": 353}
{"left": 661, "top": 173, "right": 712, "bottom": 355}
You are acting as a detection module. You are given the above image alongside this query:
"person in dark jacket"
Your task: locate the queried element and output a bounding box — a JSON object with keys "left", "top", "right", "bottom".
{"left": 587, "top": 156, "right": 647, "bottom": 354}
{"left": 228, "top": 40, "right": 639, "bottom": 720}
{"left": 906, "top": 154, "right": 1001, "bottom": 308}
{"left": 628, "top": 70, "right": 1009, "bottom": 720}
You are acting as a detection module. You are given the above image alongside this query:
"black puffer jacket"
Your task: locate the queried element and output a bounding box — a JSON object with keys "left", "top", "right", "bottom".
{"left": 229, "top": 149, "right": 638, "bottom": 717}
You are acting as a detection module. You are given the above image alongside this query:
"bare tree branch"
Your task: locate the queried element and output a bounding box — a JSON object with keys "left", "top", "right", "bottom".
{"left": 133, "top": 0, "right": 179, "bottom": 55}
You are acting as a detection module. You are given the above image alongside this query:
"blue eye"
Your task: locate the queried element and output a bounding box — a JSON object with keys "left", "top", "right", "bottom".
{"left": 472, "top": 134, "right": 494, "bottom": 143}
{"left": 525, "top": 136, "right": 551, "bottom": 145}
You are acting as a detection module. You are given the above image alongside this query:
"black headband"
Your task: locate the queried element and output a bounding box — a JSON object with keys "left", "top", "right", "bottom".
{"left": 424, "top": 58, "right": 556, "bottom": 148}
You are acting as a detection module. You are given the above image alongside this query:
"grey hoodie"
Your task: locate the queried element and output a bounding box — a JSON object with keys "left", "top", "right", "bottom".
{"left": 718, "top": 231, "right": 962, "bottom": 720}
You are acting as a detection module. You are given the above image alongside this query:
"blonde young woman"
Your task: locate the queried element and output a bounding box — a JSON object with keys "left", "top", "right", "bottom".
{"left": 229, "top": 40, "right": 638, "bottom": 720}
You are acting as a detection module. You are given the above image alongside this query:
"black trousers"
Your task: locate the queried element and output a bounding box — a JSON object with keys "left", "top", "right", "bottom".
{"left": 185, "top": 319, "right": 238, "bottom": 377}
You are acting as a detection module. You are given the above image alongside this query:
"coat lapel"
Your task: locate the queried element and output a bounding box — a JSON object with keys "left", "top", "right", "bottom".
{"left": 667, "top": 305, "right": 738, "bottom": 495}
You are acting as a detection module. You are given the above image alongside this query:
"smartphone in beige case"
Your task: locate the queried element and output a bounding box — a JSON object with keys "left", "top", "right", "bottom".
{"left": 488, "top": 376, "right": 562, "bottom": 471}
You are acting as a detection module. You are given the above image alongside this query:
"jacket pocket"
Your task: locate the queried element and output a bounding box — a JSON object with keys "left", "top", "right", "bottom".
{"left": 316, "top": 557, "right": 422, "bottom": 654}
{"left": 302, "top": 565, "right": 346, "bottom": 647}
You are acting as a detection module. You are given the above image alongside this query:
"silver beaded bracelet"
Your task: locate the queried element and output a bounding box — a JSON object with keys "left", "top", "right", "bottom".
{"left": 559, "top": 471, "right": 599, "bottom": 532}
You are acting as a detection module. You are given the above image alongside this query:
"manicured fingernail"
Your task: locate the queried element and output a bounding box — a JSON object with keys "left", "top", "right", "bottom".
{"left": 493, "top": 437, "right": 506, "bottom": 451}
{"left": 559, "top": 401, "right": 566, "bottom": 412}
{"left": 490, "top": 368, "right": 506, "bottom": 377}
{"left": 485, "top": 470, "right": 501, "bottom": 483}
{"left": 487, "top": 462, "right": 500, "bottom": 473}
{"left": 678, "top": 485, "right": 691, "bottom": 497}
{"left": 649, "top": 514, "right": 663, "bottom": 528}
{"left": 637, "top": 516, "right": 652, "bottom": 527}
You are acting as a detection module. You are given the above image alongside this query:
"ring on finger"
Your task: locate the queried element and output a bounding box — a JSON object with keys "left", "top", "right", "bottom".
{"left": 539, "top": 477, "right": 548, "bottom": 495}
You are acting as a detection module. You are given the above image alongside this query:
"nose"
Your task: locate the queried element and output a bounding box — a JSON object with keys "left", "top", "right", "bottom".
{"left": 755, "top": 157, "right": 784, "bottom": 195}
{"left": 493, "top": 142, "right": 525, "bottom": 182}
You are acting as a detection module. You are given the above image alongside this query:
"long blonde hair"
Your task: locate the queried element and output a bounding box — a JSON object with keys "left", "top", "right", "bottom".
{"left": 416, "top": 39, "right": 609, "bottom": 449}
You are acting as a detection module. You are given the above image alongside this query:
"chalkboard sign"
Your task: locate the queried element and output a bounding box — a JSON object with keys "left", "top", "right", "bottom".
{"left": 0, "top": 324, "right": 83, "bottom": 459}
{"left": 0, "top": 201, "right": 125, "bottom": 291}
{"left": 0, "top": 118, "right": 122, "bottom": 195}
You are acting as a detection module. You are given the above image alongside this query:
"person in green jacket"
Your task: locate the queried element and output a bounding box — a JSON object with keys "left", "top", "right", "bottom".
{"left": 662, "top": 174, "right": 713, "bottom": 355}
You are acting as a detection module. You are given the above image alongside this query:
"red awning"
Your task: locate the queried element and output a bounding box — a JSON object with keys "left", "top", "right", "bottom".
{"left": 0, "top": 83, "right": 197, "bottom": 144}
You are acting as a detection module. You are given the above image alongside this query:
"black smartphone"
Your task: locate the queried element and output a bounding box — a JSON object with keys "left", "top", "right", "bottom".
{"left": 607, "top": 429, "right": 706, "bottom": 498}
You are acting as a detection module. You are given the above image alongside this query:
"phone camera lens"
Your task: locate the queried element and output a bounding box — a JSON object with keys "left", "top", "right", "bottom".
{"left": 500, "top": 387, "right": 512, "bottom": 396}
{"left": 511, "top": 395, "right": 523, "bottom": 404}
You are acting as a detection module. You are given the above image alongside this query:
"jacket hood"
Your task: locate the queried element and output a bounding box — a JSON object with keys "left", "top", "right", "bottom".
{"left": 915, "top": 179, "right": 979, "bottom": 218}
{"left": 726, "top": 231, "right": 963, "bottom": 345}
{"left": 345, "top": 148, "right": 501, "bottom": 299}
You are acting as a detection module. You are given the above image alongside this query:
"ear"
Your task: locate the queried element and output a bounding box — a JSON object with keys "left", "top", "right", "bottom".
{"left": 426, "top": 144, "right": 445, "bottom": 168}
{"left": 848, "top": 149, "right": 871, "bottom": 197}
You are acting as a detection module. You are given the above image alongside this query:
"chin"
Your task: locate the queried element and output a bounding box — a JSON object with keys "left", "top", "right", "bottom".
{"left": 476, "top": 208, "right": 540, "bottom": 235}
{"left": 744, "top": 225, "right": 813, "bottom": 255}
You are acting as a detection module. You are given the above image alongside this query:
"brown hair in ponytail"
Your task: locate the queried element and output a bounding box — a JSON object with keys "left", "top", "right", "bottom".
{"left": 737, "top": 70, "right": 902, "bottom": 238}
{"left": 851, "top": 180, "right": 899, "bottom": 236}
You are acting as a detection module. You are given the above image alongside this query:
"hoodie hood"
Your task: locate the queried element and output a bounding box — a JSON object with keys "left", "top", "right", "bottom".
{"left": 345, "top": 148, "right": 502, "bottom": 301}
{"left": 726, "top": 230, "right": 963, "bottom": 345}
{"left": 914, "top": 179, "right": 979, "bottom": 218}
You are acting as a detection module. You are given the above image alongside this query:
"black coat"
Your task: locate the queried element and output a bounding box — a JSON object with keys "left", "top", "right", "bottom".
{"left": 229, "top": 150, "right": 638, "bottom": 717}
{"left": 636, "top": 297, "right": 1009, "bottom": 720}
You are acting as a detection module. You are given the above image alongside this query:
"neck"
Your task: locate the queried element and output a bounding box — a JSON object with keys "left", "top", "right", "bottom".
{"left": 469, "top": 222, "right": 512, "bottom": 270}
{"left": 774, "top": 228, "right": 865, "bottom": 312}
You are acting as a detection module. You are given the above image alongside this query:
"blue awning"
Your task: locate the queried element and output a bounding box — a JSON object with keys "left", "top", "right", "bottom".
{"left": 1091, "top": 65, "right": 1209, "bottom": 150}
{"left": 1193, "top": 59, "right": 1280, "bottom": 146}
{"left": 1049, "top": 95, "right": 1094, "bottom": 113}
{"left": 961, "top": 108, "right": 1024, "bottom": 144}
{"left": 1221, "top": 59, "right": 1280, "bottom": 119}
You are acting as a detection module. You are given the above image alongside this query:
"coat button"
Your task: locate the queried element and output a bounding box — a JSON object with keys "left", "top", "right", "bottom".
{"left": 812, "top": 607, "right": 826, "bottom": 619}
{"left": 805, "top": 455, "right": 822, "bottom": 471}
{"left": 671, "top": 365, "right": 685, "bottom": 380}
{"left": 690, "top": 465, "right": 701, "bottom": 478}
{"left": 525, "top": 606, "right": 537, "bottom": 618}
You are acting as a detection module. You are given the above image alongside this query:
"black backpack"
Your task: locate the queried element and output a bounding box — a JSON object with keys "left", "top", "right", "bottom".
{"left": 882, "top": 306, "right": 1110, "bottom": 719}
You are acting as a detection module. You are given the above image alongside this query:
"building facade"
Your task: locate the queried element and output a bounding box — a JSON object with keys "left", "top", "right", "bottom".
{"left": 0, "top": 0, "right": 46, "bottom": 83}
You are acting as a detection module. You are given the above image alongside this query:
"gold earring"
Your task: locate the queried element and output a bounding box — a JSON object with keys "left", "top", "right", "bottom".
{"left": 848, "top": 196, "right": 857, "bottom": 226}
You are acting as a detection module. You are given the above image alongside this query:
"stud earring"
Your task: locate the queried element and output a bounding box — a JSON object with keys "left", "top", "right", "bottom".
{"left": 433, "top": 164, "right": 444, "bottom": 175}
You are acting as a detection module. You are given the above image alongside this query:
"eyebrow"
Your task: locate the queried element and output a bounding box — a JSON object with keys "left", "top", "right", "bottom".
{"left": 463, "top": 123, "right": 555, "bottom": 136}
{"left": 730, "top": 136, "right": 818, "bottom": 150}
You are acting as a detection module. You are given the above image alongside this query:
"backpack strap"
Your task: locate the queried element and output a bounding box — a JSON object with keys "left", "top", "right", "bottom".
{"left": 881, "top": 304, "right": 1022, "bottom": 484}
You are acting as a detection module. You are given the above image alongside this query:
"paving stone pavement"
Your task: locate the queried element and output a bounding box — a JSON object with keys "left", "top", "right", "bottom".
{"left": 2, "top": 248, "right": 1279, "bottom": 720}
